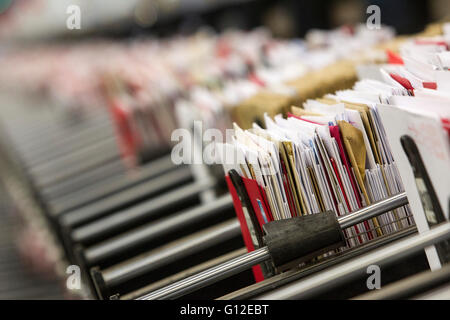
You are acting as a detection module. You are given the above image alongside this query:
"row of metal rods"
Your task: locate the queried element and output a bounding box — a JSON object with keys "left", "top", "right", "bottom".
{"left": 0, "top": 100, "right": 249, "bottom": 300}
{"left": 141, "top": 218, "right": 450, "bottom": 300}
{"left": 136, "top": 192, "right": 411, "bottom": 299}
{"left": 2, "top": 98, "right": 448, "bottom": 300}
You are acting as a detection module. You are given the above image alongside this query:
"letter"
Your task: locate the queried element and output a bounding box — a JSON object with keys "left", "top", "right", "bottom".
{"left": 180, "top": 307, "right": 186, "bottom": 315}
{"left": 207, "top": 307, "right": 214, "bottom": 318}
{"left": 66, "top": 265, "right": 81, "bottom": 290}
{"left": 203, "top": 128, "right": 223, "bottom": 165}
{"left": 247, "top": 305, "right": 253, "bottom": 314}
{"left": 254, "top": 305, "right": 261, "bottom": 315}
{"left": 66, "top": 5, "right": 81, "bottom": 30}
{"left": 224, "top": 305, "right": 232, "bottom": 315}
{"left": 366, "top": 5, "right": 381, "bottom": 30}
{"left": 189, "top": 305, "right": 196, "bottom": 314}
{"left": 171, "top": 128, "right": 192, "bottom": 165}
{"left": 197, "top": 306, "right": 212, "bottom": 316}
{"left": 193, "top": 120, "right": 203, "bottom": 165}
{"left": 262, "top": 305, "right": 269, "bottom": 314}
{"left": 225, "top": 128, "right": 234, "bottom": 144}
{"left": 366, "top": 264, "right": 381, "bottom": 289}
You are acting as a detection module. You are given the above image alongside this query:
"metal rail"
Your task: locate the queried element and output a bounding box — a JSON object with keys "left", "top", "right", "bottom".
{"left": 353, "top": 263, "right": 450, "bottom": 299}
{"left": 256, "top": 221, "right": 450, "bottom": 299}
{"left": 60, "top": 166, "right": 193, "bottom": 228}
{"left": 49, "top": 155, "right": 176, "bottom": 215}
{"left": 84, "top": 194, "right": 234, "bottom": 265}
{"left": 68, "top": 179, "right": 215, "bottom": 243}
{"left": 137, "top": 192, "right": 409, "bottom": 300}
{"left": 102, "top": 218, "right": 242, "bottom": 287}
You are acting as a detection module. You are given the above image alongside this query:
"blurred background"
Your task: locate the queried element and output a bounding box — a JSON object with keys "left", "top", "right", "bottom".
{"left": 0, "top": 0, "right": 449, "bottom": 300}
{"left": 0, "top": 0, "right": 449, "bottom": 41}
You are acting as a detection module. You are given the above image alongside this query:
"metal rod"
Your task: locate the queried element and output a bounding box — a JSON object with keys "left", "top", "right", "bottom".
{"left": 353, "top": 263, "right": 450, "bottom": 300}
{"left": 48, "top": 155, "right": 176, "bottom": 215}
{"left": 25, "top": 132, "right": 116, "bottom": 169}
{"left": 10, "top": 109, "right": 110, "bottom": 146}
{"left": 137, "top": 247, "right": 270, "bottom": 300}
{"left": 60, "top": 166, "right": 193, "bottom": 228}
{"left": 102, "top": 219, "right": 242, "bottom": 287}
{"left": 41, "top": 159, "right": 126, "bottom": 200}
{"left": 31, "top": 146, "right": 120, "bottom": 188}
{"left": 29, "top": 138, "right": 118, "bottom": 176}
{"left": 413, "top": 282, "right": 450, "bottom": 299}
{"left": 9, "top": 117, "right": 110, "bottom": 153}
{"left": 84, "top": 194, "right": 233, "bottom": 264}
{"left": 69, "top": 177, "right": 207, "bottom": 243}
{"left": 256, "top": 221, "right": 450, "bottom": 299}
{"left": 18, "top": 121, "right": 113, "bottom": 166}
{"left": 136, "top": 192, "right": 409, "bottom": 300}
{"left": 121, "top": 248, "right": 248, "bottom": 300}
{"left": 68, "top": 179, "right": 215, "bottom": 243}
{"left": 6, "top": 107, "right": 107, "bottom": 139}
{"left": 339, "top": 192, "right": 408, "bottom": 229}
{"left": 219, "top": 225, "right": 417, "bottom": 300}
{"left": 15, "top": 129, "right": 113, "bottom": 170}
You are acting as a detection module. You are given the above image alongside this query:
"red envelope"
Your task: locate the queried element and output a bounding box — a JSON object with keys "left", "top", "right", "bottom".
{"left": 108, "top": 98, "right": 138, "bottom": 167}
{"left": 225, "top": 175, "right": 265, "bottom": 283}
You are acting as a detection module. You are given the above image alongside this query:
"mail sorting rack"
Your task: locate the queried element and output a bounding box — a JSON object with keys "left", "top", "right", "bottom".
{"left": 1, "top": 96, "right": 437, "bottom": 300}
{"left": 0, "top": 105, "right": 221, "bottom": 298}
{"left": 252, "top": 223, "right": 450, "bottom": 300}
{"left": 0, "top": 108, "right": 416, "bottom": 300}
{"left": 46, "top": 137, "right": 243, "bottom": 299}
{"left": 132, "top": 192, "right": 412, "bottom": 299}
{"left": 124, "top": 181, "right": 420, "bottom": 299}
{"left": 69, "top": 174, "right": 249, "bottom": 299}
{"left": 135, "top": 196, "right": 450, "bottom": 300}
{"left": 66, "top": 128, "right": 254, "bottom": 298}
{"left": 1, "top": 109, "right": 118, "bottom": 204}
{"left": 0, "top": 105, "right": 125, "bottom": 258}
{"left": 0, "top": 96, "right": 253, "bottom": 300}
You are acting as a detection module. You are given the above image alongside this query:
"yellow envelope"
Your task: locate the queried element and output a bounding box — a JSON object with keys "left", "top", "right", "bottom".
{"left": 338, "top": 120, "right": 383, "bottom": 236}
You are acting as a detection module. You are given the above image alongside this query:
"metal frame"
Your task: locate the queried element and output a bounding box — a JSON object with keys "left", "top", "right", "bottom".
{"left": 4, "top": 93, "right": 440, "bottom": 303}
{"left": 256, "top": 222, "right": 450, "bottom": 299}
{"left": 82, "top": 194, "right": 234, "bottom": 265}
{"left": 353, "top": 263, "right": 450, "bottom": 299}
{"left": 59, "top": 166, "right": 193, "bottom": 228}
{"left": 68, "top": 177, "right": 215, "bottom": 244}
{"left": 120, "top": 247, "right": 248, "bottom": 300}
{"left": 101, "top": 218, "right": 241, "bottom": 288}
{"left": 48, "top": 154, "right": 176, "bottom": 215}
{"left": 136, "top": 192, "right": 409, "bottom": 300}
{"left": 219, "top": 225, "right": 417, "bottom": 300}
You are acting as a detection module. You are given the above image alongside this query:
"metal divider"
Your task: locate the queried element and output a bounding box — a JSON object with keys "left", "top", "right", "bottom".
{"left": 0, "top": 100, "right": 247, "bottom": 300}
